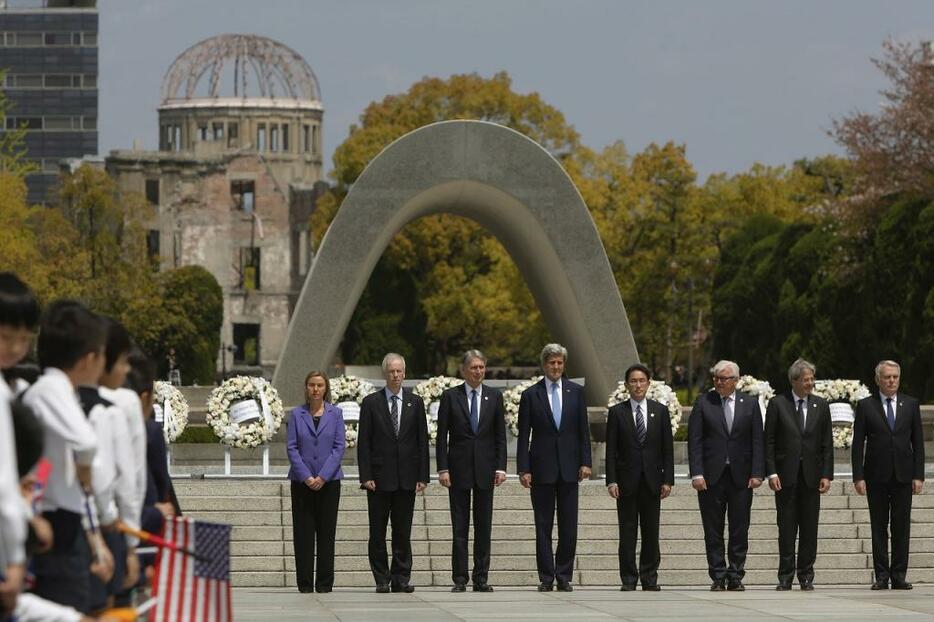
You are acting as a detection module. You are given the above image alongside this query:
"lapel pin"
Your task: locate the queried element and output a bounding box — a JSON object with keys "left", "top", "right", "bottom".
{"left": 650, "top": 413, "right": 655, "bottom": 418}
{"left": 484, "top": 396, "right": 489, "bottom": 400}
{"left": 406, "top": 402, "right": 412, "bottom": 407}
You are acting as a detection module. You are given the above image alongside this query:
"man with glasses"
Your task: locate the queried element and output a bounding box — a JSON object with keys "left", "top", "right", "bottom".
{"left": 688, "top": 360, "right": 764, "bottom": 591}
{"left": 605, "top": 363, "right": 674, "bottom": 591}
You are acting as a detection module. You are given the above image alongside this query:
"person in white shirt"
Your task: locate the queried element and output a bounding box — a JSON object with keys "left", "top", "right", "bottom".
{"left": 0, "top": 272, "right": 40, "bottom": 618}
{"left": 23, "top": 300, "right": 110, "bottom": 614}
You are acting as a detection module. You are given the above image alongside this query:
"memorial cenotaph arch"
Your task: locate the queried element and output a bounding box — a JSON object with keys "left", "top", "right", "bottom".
{"left": 274, "top": 120, "right": 638, "bottom": 406}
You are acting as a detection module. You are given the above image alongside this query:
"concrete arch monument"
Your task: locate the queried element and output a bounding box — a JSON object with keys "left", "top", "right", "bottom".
{"left": 274, "top": 120, "right": 638, "bottom": 406}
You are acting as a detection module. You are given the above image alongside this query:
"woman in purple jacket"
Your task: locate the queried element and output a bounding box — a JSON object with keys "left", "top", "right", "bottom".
{"left": 287, "top": 371, "right": 346, "bottom": 593}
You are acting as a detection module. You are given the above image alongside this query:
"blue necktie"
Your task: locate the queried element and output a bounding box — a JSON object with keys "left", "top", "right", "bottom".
{"left": 886, "top": 397, "right": 896, "bottom": 432}
{"left": 551, "top": 382, "right": 561, "bottom": 429}
{"left": 470, "top": 389, "right": 479, "bottom": 434}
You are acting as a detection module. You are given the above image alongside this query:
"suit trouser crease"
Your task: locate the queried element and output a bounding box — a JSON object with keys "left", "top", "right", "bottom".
{"left": 774, "top": 469, "right": 820, "bottom": 583}
{"left": 366, "top": 488, "right": 416, "bottom": 586}
{"left": 866, "top": 479, "right": 913, "bottom": 582}
{"left": 291, "top": 480, "right": 341, "bottom": 591}
{"left": 616, "top": 475, "right": 661, "bottom": 587}
{"left": 697, "top": 466, "right": 753, "bottom": 581}
{"left": 449, "top": 486, "right": 494, "bottom": 585}
{"left": 530, "top": 479, "right": 579, "bottom": 584}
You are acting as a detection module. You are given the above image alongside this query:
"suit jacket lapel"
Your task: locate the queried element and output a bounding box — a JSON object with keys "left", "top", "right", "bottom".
{"left": 379, "top": 387, "right": 394, "bottom": 435}
{"left": 715, "top": 393, "right": 730, "bottom": 437}
{"left": 297, "top": 407, "right": 315, "bottom": 436}
{"left": 802, "top": 397, "right": 819, "bottom": 435}
{"left": 620, "top": 401, "right": 636, "bottom": 440}
{"left": 477, "top": 384, "right": 493, "bottom": 431}
{"left": 536, "top": 381, "right": 558, "bottom": 432}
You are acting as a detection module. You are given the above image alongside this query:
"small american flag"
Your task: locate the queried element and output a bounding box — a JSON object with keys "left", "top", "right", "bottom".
{"left": 151, "top": 517, "right": 233, "bottom": 622}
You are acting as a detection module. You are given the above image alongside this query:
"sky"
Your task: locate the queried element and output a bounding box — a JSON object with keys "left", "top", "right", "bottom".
{"left": 99, "top": 0, "right": 934, "bottom": 180}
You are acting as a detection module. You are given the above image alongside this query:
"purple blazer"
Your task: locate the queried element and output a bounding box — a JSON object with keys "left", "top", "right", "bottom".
{"left": 286, "top": 402, "right": 346, "bottom": 483}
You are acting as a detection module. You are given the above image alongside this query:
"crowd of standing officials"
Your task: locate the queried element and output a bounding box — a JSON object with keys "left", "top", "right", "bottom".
{"left": 284, "top": 344, "right": 925, "bottom": 594}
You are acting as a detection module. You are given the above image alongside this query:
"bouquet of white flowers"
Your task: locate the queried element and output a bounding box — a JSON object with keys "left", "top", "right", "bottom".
{"left": 414, "top": 376, "right": 464, "bottom": 445}
{"left": 735, "top": 375, "right": 775, "bottom": 423}
{"left": 502, "top": 376, "right": 544, "bottom": 437}
{"left": 153, "top": 380, "right": 189, "bottom": 443}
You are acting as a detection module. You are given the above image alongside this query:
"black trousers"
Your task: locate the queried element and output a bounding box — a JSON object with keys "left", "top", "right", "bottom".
{"left": 774, "top": 469, "right": 820, "bottom": 584}
{"left": 449, "top": 485, "right": 494, "bottom": 585}
{"left": 697, "top": 466, "right": 753, "bottom": 582}
{"left": 866, "top": 479, "right": 913, "bottom": 583}
{"left": 366, "top": 488, "right": 416, "bottom": 587}
{"left": 616, "top": 476, "right": 661, "bottom": 587}
{"left": 30, "top": 510, "right": 90, "bottom": 614}
{"left": 291, "top": 479, "right": 341, "bottom": 591}
{"left": 530, "top": 479, "right": 579, "bottom": 584}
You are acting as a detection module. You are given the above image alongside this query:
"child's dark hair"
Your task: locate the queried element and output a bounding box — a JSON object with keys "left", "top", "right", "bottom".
{"left": 0, "top": 272, "right": 40, "bottom": 329}
{"left": 36, "top": 300, "right": 106, "bottom": 371}
{"left": 103, "top": 316, "right": 134, "bottom": 372}
{"left": 125, "top": 347, "right": 156, "bottom": 397}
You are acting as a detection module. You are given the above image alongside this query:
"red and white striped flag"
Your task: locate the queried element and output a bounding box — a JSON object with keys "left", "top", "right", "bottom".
{"left": 150, "top": 516, "right": 233, "bottom": 622}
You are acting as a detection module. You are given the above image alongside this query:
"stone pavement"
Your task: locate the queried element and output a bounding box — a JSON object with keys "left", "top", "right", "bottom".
{"left": 231, "top": 585, "right": 934, "bottom": 621}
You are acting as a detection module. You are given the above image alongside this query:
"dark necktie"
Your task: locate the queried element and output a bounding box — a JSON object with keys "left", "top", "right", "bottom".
{"left": 723, "top": 396, "right": 733, "bottom": 432}
{"left": 797, "top": 398, "right": 805, "bottom": 432}
{"left": 886, "top": 397, "right": 896, "bottom": 432}
{"left": 635, "top": 403, "right": 646, "bottom": 446}
{"left": 470, "top": 389, "right": 479, "bottom": 434}
{"left": 391, "top": 395, "right": 400, "bottom": 437}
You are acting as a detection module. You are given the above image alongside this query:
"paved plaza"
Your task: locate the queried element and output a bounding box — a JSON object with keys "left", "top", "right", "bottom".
{"left": 232, "top": 585, "right": 934, "bottom": 621}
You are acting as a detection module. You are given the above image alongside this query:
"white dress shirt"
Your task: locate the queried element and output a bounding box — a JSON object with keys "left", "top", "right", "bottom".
{"left": 547, "top": 378, "right": 563, "bottom": 413}
{"left": 629, "top": 397, "right": 648, "bottom": 428}
{"left": 99, "top": 386, "right": 146, "bottom": 544}
{"left": 0, "top": 375, "right": 27, "bottom": 567}
{"left": 23, "top": 368, "right": 97, "bottom": 515}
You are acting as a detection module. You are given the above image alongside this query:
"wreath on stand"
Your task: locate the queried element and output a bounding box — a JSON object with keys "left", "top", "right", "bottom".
{"left": 414, "top": 376, "right": 464, "bottom": 445}
{"left": 735, "top": 375, "right": 776, "bottom": 423}
{"left": 607, "top": 379, "right": 683, "bottom": 435}
{"left": 329, "top": 375, "right": 378, "bottom": 449}
{"left": 503, "top": 376, "right": 543, "bottom": 437}
{"left": 153, "top": 381, "right": 189, "bottom": 443}
{"left": 205, "top": 376, "right": 284, "bottom": 449}
{"left": 812, "top": 379, "right": 871, "bottom": 449}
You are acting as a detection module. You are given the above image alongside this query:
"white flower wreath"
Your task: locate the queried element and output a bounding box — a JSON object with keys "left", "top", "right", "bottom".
{"left": 414, "top": 375, "right": 464, "bottom": 445}
{"left": 812, "top": 379, "right": 870, "bottom": 449}
{"left": 329, "top": 375, "right": 378, "bottom": 449}
{"left": 735, "top": 375, "right": 775, "bottom": 423}
{"left": 153, "top": 381, "right": 188, "bottom": 443}
{"left": 607, "top": 379, "right": 683, "bottom": 436}
{"left": 206, "top": 376, "right": 284, "bottom": 449}
{"left": 503, "top": 376, "right": 543, "bottom": 437}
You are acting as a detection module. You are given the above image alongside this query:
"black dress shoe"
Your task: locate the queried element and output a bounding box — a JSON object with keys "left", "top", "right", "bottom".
{"left": 710, "top": 581, "right": 726, "bottom": 592}
{"left": 892, "top": 580, "right": 913, "bottom": 590}
{"left": 800, "top": 580, "right": 814, "bottom": 591}
{"left": 619, "top": 584, "right": 636, "bottom": 591}
{"left": 391, "top": 583, "right": 415, "bottom": 593}
{"left": 473, "top": 583, "right": 494, "bottom": 592}
{"left": 375, "top": 584, "right": 391, "bottom": 593}
{"left": 727, "top": 580, "right": 745, "bottom": 592}
{"left": 537, "top": 582, "right": 554, "bottom": 592}
{"left": 556, "top": 581, "right": 573, "bottom": 592}
{"left": 871, "top": 580, "right": 889, "bottom": 590}
{"left": 642, "top": 584, "right": 661, "bottom": 591}
{"left": 298, "top": 586, "right": 314, "bottom": 593}
{"left": 776, "top": 582, "right": 792, "bottom": 591}
{"left": 451, "top": 584, "right": 466, "bottom": 592}
{"left": 315, "top": 586, "right": 332, "bottom": 593}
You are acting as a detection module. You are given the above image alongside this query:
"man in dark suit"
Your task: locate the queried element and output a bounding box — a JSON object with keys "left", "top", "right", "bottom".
{"left": 688, "top": 360, "right": 764, "bottom": 591}
{"left": 436, "top": 349, "right": 507, "bottom": 592}
{"left": 358, "top": 353, "right": 430, "bottom": 593}
{"left": 517, "top": 343, "right": 592, "bottom": 592}
{"left": 852, "top": 359, "right": 925, "bottom": 590}
{"left": 605, "top": 363, "right": 674, "bottom": 591}
{"left": 764, "top": 358, "right": 833, "bottom": 591}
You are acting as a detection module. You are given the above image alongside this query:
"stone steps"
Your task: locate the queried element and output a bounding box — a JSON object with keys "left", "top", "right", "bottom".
{"left": 173, "top": 478, "right": 934, "bottom": 587}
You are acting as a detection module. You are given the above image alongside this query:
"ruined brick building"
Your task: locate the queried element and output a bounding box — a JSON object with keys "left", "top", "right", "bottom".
{"left": 106, "top": 34, "right": 327, "bottom": 379}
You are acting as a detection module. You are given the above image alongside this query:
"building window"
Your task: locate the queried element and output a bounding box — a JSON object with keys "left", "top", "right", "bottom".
{"left": 198, "top": 125, "right": 208, "bottom": 141}
{"left": 145, "top": 179, "right": 159, "bottom": 206}
{"left": 146, "top": 230, "right": 160, "bottom": 259}
{"left": 270, "top": 125, "right": 279, "bottom": 152}
{"left": 232, "top": 323, "right": 260, "bottom": 366}
{"left": 44, "top": 32, "right": 74, "bottom": 46}
{"left": 301, "top": 125, "right": 310, "bottom": 153}
{"left": 239, "top": 247, "right": 261, "bottom": 291}
{"left": 227, "top": 122, "right": 238, "bottom": 148}
{"left": 281, "top": 125, "right": 289, "bottom": 152}
{"left": 213, "top": 122, "right": 224, "bottom": 141}
{"left": 257, "top": 124, "right": 266, "bottom": 152}
{"left": 82, "top": 33, "right": 98, "bottom": 47}
{"left": 312, "top": 125, "right": 319, "bottom": 155}
{"left": 230, "top": 180, "right": 255, "bottom": 213}
{"left": 13, "top": 32, "right": 42, "bottom": 46}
